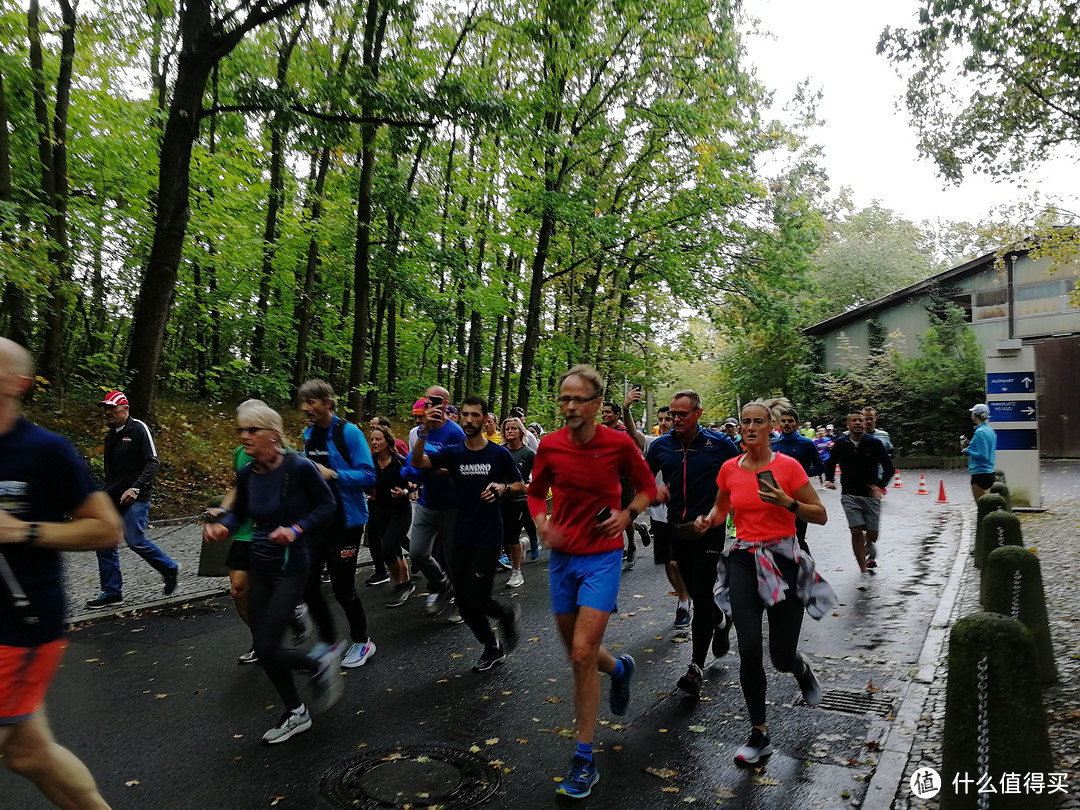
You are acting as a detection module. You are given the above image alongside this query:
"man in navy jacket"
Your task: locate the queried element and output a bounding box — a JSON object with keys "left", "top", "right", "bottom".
{"left": 772, "top": 406, "right": 824, "bottom": 553}
{"left": 299, "top": 380, "right": 378, "bottom": 668}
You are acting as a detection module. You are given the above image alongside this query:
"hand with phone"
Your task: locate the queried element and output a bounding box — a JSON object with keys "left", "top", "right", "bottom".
{"left": 423, "top": 394, "right": 448, "bottom": 429}
{"left": 756, "top": 469, "right": 785, "bottom": 506}
{"left": 595, "top": 504, "right": 629, "bottom": 539}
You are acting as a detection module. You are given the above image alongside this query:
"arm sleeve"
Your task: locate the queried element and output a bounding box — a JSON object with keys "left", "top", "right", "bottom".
{"left": 623, "top": 438, "right": 658, "bottom": 504}
{"left": 527, "top": 444, "right": 553, "bottom": 520}
{"left": 335, "top": 422, "right": 377, "bottom": 490}
{"left": 876, "top": 443, "right": 895, "bottom": 488}
{"left": 801, "top": 439, "right": 824, "bottom": 477}
{"left": 132, "top": 421, "right": 160, "bottom": 492}
{"left": 824, "top": 444, "right": 838, "bottom": 483}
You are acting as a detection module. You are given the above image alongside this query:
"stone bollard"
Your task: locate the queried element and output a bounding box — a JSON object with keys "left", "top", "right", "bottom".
{"left": 989, "top": 481, "right": 1010, "bottom": 505}
{"left": 982, "top": 546, "right": 1057, "bottom": 683}
{"left": 941, "top": 612, "right": 1054, "bottom": 809}
{"left": 973, "top": 494, "right": 1009, "bottom": 569}
{"left": 976, "top": 509, "right": 1022, "bottom": 573}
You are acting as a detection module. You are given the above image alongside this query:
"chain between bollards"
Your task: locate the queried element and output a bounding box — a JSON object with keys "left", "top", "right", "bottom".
{"left": 1010, "top": 570, "right": 1022, "bottom": 621}
{"left": 977, "top": 655, "right": 990, "bottom": 810}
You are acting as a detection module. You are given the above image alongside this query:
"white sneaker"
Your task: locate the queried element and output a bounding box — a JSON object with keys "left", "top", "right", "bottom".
{"left": 506, "top": 570, "right": 524, "bottom": 588}
{"left": 310, "top": 641, "right": 345, "bottom": 713}
{"left": 342, "top": 640, "right": 376, "bottom": 668}
{"left": 262, "top": 708, "right": 312, "bottom": 744}
{"left": 237, "top": 649, "right": 259, "bottom": 665}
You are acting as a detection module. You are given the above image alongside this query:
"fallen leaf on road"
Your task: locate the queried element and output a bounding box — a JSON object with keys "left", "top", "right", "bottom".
{"left": 485, "top": 738, "right": 499, "bottom": 745}
{"left": 469, "top": 745, "right": 482, "bottom": 753}
{"left": 612, "top": 745, "right": 623, "bottom": 751}
{"left": 866, "top": 680, "right": 881, "bottom": 693}
{"left": 633, "top": 594, "right": 645, "bottom": 598}
{"left": 450, "top": 653, "right": 463, "bottom": 659}
{"left": 644, "top": 767, "right": 678, "bottom": 779}
{"left": 125, "top": 650, "right": 137, "bottom": 655}
{"left": 155, "top": 694, "right": 169, "bottom": 699}
{"left": 269, "top": 797, "right": 284, "bottom": 806}
{"left": 516, "top": 739, "right": 529, "bottom": 744}
{"left": 85, "top": 658, "right": 99, "bottom": 663}
{"left": 715, "top": 786, "right": 737, "bottom": 799}
{"left": 610, "top": 724, "right": 626, "bottom": 731}
{"left": 544, "top": 696, "right": 562, "bottom": 703}
{"left": 658, "top": 728, "right": 669, "bottom": 733}
{"left": 751, "top": 775, "right": 781, "bottom": 786}
{"left": 661, "top": 786, "right": 679, "bottom": 793}
{"left": 864, "top": 741, "right": 881, "bottom": 752}
{"left": 125, "top": 780, "right": 139, "bottom": 787}
{"left": 233, "top": 734, "right": 243, "bottom": 739}
{"left": 415, "top": 755, "right": 431, "bottom": 763}
{"left": 687, "top": 725, "right": 706, "bottom": 733}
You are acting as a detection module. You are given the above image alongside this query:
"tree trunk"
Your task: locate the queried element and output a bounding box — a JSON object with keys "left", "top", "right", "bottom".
{"left": 0, "top": 69, "right": 30, "bottom": 346}
{"left": 292, "top": 145, "right": 331, "bottom": 392}
{"left": 250, "top": 19, "right": 303, "bottom": 373}
{"left": 386, "top": 285, "right": 397, "bottom": 409}
{"left": 366, "top": 281, "right": 387, "bottom": 415}
{"left": 124, "top": 0, "right": 308, "bottom": 420}
{"left": 516, "top": 210, "right": 555, "bottom": 413}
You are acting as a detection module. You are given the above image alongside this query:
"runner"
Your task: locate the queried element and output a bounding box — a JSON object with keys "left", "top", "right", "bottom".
{"left": 527, "top": 365, "right": 656, "bottom": 799}
{"left": 694, "top": 397, "right": 834, "bottom": 766}
{"left": 203, "top": 400, "right": 340, "bottom": 744}
{"left": 0, "top": 338, "right": 123, "bottom": 810}
{"left": 411, "top": 396, "right": 523, "bottom": 671}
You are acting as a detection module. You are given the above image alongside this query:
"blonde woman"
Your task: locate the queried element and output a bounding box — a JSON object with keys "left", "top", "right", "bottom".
{"left": 695, "top": 397, "right": 835, "bottom": 766}
{"left": 203, "top": 400, "right": 338, "bottom": 744}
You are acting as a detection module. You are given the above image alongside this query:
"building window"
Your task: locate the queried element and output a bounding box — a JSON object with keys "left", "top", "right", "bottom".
{"left": 1015, "top": 280, "right": 1074, "bottom": 317}
{"left": 950, "top": 294, "right": 973, "bottom": 323}
{"left": 972, "top": 288, "right": 1008, "bottom": 321}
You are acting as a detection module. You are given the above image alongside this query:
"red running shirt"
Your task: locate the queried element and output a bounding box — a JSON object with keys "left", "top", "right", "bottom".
{"left": 716, "top": 452, "right": 809, "bottom": 543}
{"left": 527, "top": 426, "right": 657, "bottom": 555}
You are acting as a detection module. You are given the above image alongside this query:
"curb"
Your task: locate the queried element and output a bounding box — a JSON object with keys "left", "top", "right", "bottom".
{"left": 67, "top": 586, "right": 229, "bottom": 629}
{"left": 862, "top": 506, "right": 972, "bottom": 808}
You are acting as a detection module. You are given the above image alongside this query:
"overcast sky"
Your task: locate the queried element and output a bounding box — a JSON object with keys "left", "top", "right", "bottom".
{"left": 743, "top": 0, "right": 1080, "bottom": 225}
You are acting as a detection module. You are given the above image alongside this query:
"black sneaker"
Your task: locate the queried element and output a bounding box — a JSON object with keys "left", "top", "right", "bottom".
{"left": 365, "top": 572, "right": 391, "bottom": 586}
{"left": 796, "top": 658, "right": 823, "bottom": 706}
{"left": 609, "top": 655, "right": 635, "bottom": 716}
{"left": 85, "top": 592, "right": 124, "bottom": 609}
{"left": 163, "top": 564, "right": 181, "bottom": 596}
{"left": 472, "top": 642, "right": 507, "bottom": 672}
{"left": 677, "top": 663, "right": 703, "bottom": 697}
{"left": 712, "top": 611, "right": 732, "bottom": 658}
{"left": 635, "top": 522, "right": 651, "bottom": 547}
{"left": 386, "top": 582, "right": 415, "bottom": 608}
{"left": 674, "top": 606, "right": 691, "bottom": 630}
{"left": 500, "top": 604, "right": 522, "bottom": 654}
{"left": 734, "top": 727, "right": 773, "bottom": 766}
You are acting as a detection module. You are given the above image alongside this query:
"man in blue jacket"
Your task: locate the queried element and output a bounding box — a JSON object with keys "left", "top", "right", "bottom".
{"left": 772, "top": 406, "right": 824, "bottom": 553}
{"left": 299, "top": 380, "right": 378, "bottom": 668}
{"left": 963, "top": 403, "right": 997, "bottom": 502}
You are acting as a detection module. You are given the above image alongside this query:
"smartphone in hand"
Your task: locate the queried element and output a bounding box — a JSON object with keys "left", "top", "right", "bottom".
{"left": 595, "top": 506, "right": 612, "bottom": 524}
{"left": 756, "top": 470, "right": 777, "bottom": 490}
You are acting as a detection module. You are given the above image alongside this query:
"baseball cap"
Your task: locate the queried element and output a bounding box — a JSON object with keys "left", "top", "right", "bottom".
{"left": 510, "top": 407, "right": 525, "bottom": 418}
{"left": 98, "top": 390, "right": 129, "bottom": 407}
{"left": 412, "top": 398, "right": 427, "bottom": 415}
{"left": 446, "top": 405, "right": 459, "bottom": 416}
{"left": 969, "top": 403, "right": 990, "bottom": 417}
{"left": 826, "top": 424, "right": 834, "bottom": 430}
{"left": 723, "top": 417, "right": 738, "bottom": 426}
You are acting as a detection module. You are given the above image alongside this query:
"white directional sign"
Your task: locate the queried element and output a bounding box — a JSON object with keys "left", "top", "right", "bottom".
{"left": 984, "top": 345, "right": 1041, "bottom": 508}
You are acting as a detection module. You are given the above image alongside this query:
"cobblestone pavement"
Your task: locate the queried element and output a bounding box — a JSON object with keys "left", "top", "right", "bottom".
{"left": 892, "top": 461, "right": 1080, "bottom": 810}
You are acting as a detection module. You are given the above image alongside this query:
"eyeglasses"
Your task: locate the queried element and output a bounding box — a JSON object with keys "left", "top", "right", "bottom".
{"left": 669, "top": 410, "right": 697, "bottom": 420}
{"left": 556, "top": 395, "right": 601, "bottom": 406}
{"left": 236, "top": 426, "right": 272, "bottom": 435}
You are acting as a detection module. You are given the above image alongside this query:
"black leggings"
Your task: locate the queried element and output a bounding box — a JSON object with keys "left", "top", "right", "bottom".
{"left": 672, "top": 528, "right": 725, "bottom": 668}
{"left": 303, "top": 526, "right": 369, "bottom": 644}
{"left": 451, "top": 545, "right": 513, "bottom": 649}
{"left": 728, "top": 548, "right": 809, "bottom": 727}
{"left": 370, "top": 506, "right": 411, "bottom": 564}
{"left": 249, "top": 567, "right": 316, "bottom": 710}
{"left": 500, "top": 500, "right": 538, "bottom": 549}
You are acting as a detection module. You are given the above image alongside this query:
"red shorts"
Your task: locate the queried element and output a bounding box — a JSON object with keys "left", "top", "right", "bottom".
{"left": 0, "top": 639, "right": 67, "bottom": 725}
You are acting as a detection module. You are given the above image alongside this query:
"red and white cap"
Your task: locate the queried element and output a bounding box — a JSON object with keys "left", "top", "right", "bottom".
{"left": 98, "top": 390, "right": 129, "bottom": 407}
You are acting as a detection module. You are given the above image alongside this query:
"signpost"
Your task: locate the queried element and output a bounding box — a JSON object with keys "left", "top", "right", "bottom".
{"left": 984, "top": 345, "right": 1041, "bottom": 508}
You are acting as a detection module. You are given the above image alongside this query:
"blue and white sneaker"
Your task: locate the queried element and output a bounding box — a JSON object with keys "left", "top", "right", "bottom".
{"left": 609, "top": 655, "right": 635, "bottom": 716}
{"left": 342, "top": 640, "right": 376, "bottom": 668}
{"left": 555, "top": 755, "right": 599, "bottom": 799}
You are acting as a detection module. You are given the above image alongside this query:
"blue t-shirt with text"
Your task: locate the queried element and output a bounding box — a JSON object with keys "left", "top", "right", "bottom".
{"left": 429, "top": 441, "right": 523, "bottom": 548}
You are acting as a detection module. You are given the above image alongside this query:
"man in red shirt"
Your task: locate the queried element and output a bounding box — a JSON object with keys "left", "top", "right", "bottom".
{"left": 527, "top": 365, "right": 656, "bottom": 799}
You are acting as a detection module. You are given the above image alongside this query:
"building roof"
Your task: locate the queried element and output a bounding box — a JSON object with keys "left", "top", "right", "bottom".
{"left": 803, "top": 248, "right": 1001, "bottom": 336}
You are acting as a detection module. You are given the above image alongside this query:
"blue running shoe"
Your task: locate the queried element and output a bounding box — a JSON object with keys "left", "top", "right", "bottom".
{"left": 555, "top": 755, "right": 599, "bottom": 799}
{"left": 609, "top": 654, "right": 635, "bottom": 716}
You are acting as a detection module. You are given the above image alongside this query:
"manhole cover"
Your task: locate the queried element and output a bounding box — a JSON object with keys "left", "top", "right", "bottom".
{"left": 320, "top": 746, "right": 501, "bottom": 809}
{"left": 818, "top": 689, "right": 894, "bottom": 717}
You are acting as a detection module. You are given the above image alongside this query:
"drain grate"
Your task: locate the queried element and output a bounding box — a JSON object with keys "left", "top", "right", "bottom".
{"left": 817, "top": 689, "right": 894, "bottom": 718}
{"left": 320, "top": 746, "right": 501, "bottom": 809}
{"left": 159, "top": 603, "right": 219, "bottom": 618}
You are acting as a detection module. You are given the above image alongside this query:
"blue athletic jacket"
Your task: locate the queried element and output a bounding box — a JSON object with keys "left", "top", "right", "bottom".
{"left": 303, "top": 416, "right": 377, "bottom": 528}
{"left": 772, "top": 431, "right": 824, "bottom": 477}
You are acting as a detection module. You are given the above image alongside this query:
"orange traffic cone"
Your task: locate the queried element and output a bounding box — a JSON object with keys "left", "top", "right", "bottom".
{"left": 917, "top": 474, "right": 928, "bottom": 495}
{"left": 893, "top": 471, "right": 902, "bottom": 488}
{"left": 937, "top": 480, "right": 948, "bottom": 503}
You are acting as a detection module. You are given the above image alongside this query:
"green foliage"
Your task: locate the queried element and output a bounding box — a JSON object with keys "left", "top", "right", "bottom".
{"left": 880, "top": 0, "right": 1080, "bottom": 181}
{"left": 814, "top": 304, "right": 984, "bottom": 455}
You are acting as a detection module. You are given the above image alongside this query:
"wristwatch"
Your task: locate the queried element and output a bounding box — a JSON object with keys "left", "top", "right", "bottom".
{"left": 627, "top": 507, "right": 640, "bottom": 520}
{"left": 786, "top": 500, "right": 799, "bottom": 513}
{"left": 25, "top": 523, "right": 41, "bottom": 544}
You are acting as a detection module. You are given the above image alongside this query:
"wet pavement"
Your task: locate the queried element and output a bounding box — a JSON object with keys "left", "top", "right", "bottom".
{"left": 8, "top": 470, "right": 982, "bottom": 809}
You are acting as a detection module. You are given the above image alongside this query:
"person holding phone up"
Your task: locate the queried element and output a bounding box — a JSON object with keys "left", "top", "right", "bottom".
{"left": 695, "top": 397, "right": 835, "bottom": 767}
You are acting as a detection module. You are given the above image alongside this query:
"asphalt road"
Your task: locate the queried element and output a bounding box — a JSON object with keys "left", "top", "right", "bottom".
{"left": 5, "top": 469, "right": 975, "bottom": 810}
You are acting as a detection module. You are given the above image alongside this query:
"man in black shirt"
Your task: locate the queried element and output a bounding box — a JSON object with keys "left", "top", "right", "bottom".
{"left": 86, "top": 391, "right": 179, "bottom": 608}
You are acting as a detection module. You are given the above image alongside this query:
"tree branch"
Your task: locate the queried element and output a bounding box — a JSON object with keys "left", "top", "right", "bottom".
{"left": 202, "top": 103, "right": 435, "bottom": 128}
